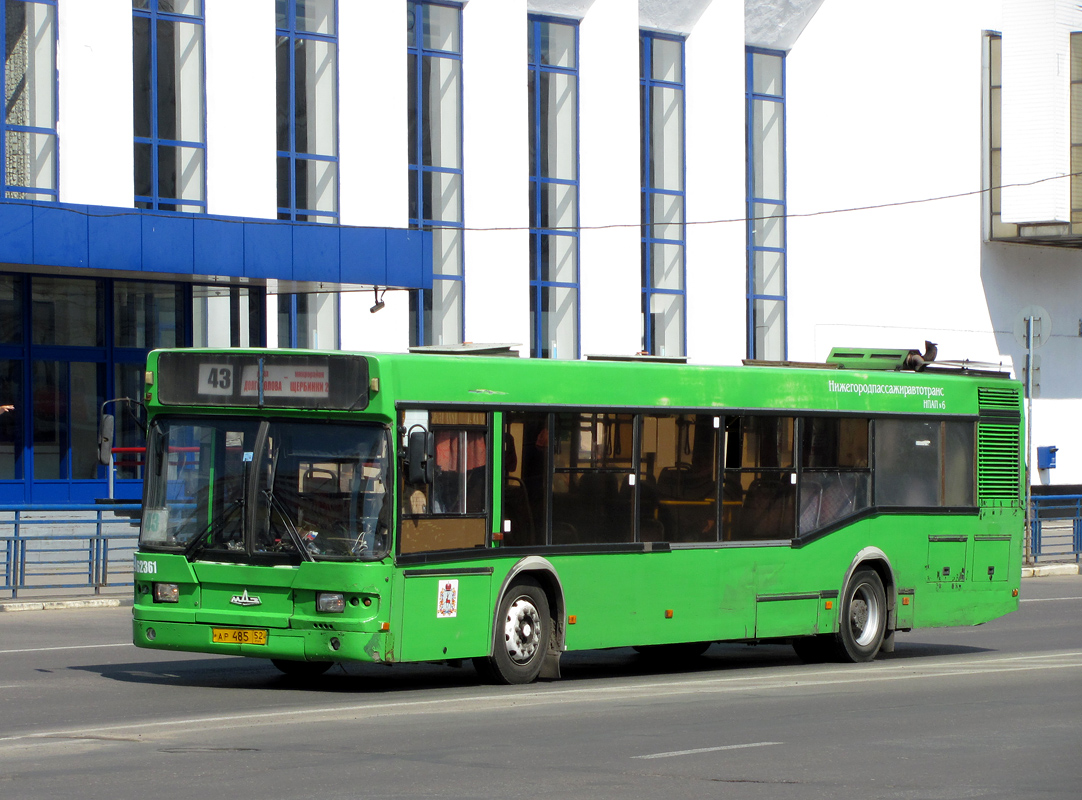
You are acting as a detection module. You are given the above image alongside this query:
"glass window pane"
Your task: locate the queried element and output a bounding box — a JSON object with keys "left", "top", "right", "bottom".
{"left": 157, "top": 20, "right": 205, "bottom": 143}
{"left": 875, "top": 420, "right": 942, "bottom": 506}
{"left": 430, "top": 278, "right": 462, "bottom": 346}
{"left": 650, "top": 193, "right": 683, "bottom": 241}
{"left": 295, "top": 0, "right": 334, "bottom": 35}
{"left": 0, "top": 274, "right": 22, "bottom": 343}
{"left": 295, "top": 157, "right": 337, "bottom": 217}
{"left": 160, "top": 1, "right": 203, "bottom": 16}
{"left": 753, "top": 298, "right": 785, "bottom": 361}
{"left": 432, "top": 228, "right": 463, "bottom": 277}
{"left": 650, "top": 86, "right": 683, "bottom": 191}
{"left": 753, "top": 99, "right": 784, "bottom": 200}
{"left": 5, "top": 130, "right": 55, "bottom": 192}
{"left": 538, "top": 233, "right": 577, "bottom": 283}
{"left": 5, "top": 1, "right": 55, "bottom": 128}
{"left": 753, "top": 249, "right": 784, "bottom": 296}
{"left": 133, "top": 15, "right": 152, "bottom": 138}
{"left": 114, "top": 281, "right": 180, "bottom": 349}
{"left": 540, "top": 285, "right": 577, "bottom": 359}
{"left": 650, "top": 242, "right": 683, "bottom": 290}
{"left": 651, "top": 38, "right": 682, "bottom": 83}
{"left": 423, "top": 169, "right": 461, "bottom": 223}
{"left": 540, "top": 182, "right": 576, "bottom": 231}
{"left": 422, "top": 4, "right": 459, "bottom": 52}
{"left": 0, "top": 359, "right": 21, "bottom": 478}
{"left": 294, "top": 38, "right": 337, "bottom": 157}
{"left": 640, "top": 414, "right": 715, "bottom": 541}
{"left": 944, "top": 421, "right": 975, "bottom": 506}
{"left": 647, "top": 292, "right": 684, "bottom": 357}
{"left": 113, "top": 366, "right": 146, "bottom": 480}
{"left": 753, "top": 203, "right": 784, "bottom": 249}
{"left": 421, "top": 56, "right": 461, "bottom": 168}
{"left": 32, "top": 277, "right": 103, "bottom": 347}
{"left": 275, "top": 35, "right": 290, "bottom": 151}
{"left": 502, "top": 412, "right": 549, "bottom": 547}
{"left": 539, "top": 71, "right": 577, "bottom": 180}
{"left": 70, "top": 362, "right": 103, "bottom": 480}
{"left": 32, "top": 360, "right": 63, "bottom": 479}
{"left": 802, "top": 418, "right": 869, "bottom": 469}
{"left": 157, "top": 145, "right": 205, "bottom": 203}
{"left": 799, "top": 473, "right": 871, "bottom": 535}
{"left": 752, "top": 52, "right": 782, "bottom": 96}
{"left": 539, "top": 22, "right": 575, "bottom": 68}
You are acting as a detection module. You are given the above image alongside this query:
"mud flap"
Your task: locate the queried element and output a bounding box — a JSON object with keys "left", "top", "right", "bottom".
{"left": 880, "top": 630, "right": 895, "bottom": 653}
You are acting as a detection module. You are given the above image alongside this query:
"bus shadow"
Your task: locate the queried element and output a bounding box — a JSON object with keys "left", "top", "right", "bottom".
{"left": 70, "top": 639, "right": 996, "bottom": 693}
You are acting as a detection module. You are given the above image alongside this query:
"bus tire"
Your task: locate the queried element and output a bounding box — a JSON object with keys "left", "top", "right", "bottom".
{"left": 481, "top": 578, "right": 551, "bottom": 685}
{"left": 271, "top": 658, "right": 334, "bottom": 677}
{"left": 838, "top": 569, "right": 887, "bottom": 662}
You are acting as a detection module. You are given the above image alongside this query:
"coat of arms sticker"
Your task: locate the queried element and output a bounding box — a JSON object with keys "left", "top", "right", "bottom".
{"left": 437, "top": 579, "right": 459, "bottom": 618}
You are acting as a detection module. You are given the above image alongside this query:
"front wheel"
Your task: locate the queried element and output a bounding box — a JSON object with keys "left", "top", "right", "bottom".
{"left": 476, "top": 579, "right": 551, "bottom": 685}
{"left": 838, "top": 569, "right": 887, "bottom": 662}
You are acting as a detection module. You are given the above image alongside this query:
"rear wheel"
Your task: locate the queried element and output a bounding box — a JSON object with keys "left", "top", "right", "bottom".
{"left": 271, "top": 659, "right": 334, "bottom": 677}
{"left": 475, "top": 579, "right": 551, "bottom": 685}
{"left": 838, "top": 569, "right": 887, "bottom": 662}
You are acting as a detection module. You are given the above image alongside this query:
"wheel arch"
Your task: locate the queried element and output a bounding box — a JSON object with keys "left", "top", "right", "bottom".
{"left": 492, "top": 556, "right": 566, "bottom": 655}
{"left": 840, "top": 547, "right": 898, "bottom": 632}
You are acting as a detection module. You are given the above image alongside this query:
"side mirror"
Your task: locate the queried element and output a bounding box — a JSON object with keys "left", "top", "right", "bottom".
{"left": 98, "top": 414, "right": 115, "bottom": 466}
{"left": 406, "top": 429, "right": 434, "bottom": 485}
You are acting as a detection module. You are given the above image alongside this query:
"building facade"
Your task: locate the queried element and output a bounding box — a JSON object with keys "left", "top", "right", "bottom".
{"left": 1, "top": 0, "right": 1079, "bottom": 504}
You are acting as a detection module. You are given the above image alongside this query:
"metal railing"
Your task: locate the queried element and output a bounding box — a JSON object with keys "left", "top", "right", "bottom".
{"left": 1029, "top": 495, "right": 1082, "bottom": 564}
{"left": 1, "top": 504, "right": 141, "bottom": 599}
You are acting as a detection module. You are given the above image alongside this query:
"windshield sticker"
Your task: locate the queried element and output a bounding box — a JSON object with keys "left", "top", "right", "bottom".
{"left": 437, "top": 580, "right": 459, "bottom": 618}
{"left": 827, "top": 379, "right": 947, "bottom": 410}
{"left": 141, "top": 510, "right": 168, "bottom": 544}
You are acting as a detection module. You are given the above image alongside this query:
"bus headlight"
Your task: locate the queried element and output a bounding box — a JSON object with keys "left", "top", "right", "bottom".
{"left": 317, "top": 592, "right": 346, "bottom": 613}
{"left": 153, "top": 583, "right": 179, "bottom": 603}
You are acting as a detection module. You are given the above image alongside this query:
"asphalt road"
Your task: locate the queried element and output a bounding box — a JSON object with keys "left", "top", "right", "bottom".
{"left": 1, "top": 576, "right": 1081, "bottom": 800}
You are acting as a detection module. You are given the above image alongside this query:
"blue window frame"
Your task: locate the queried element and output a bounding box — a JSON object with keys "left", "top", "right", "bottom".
{"left": 276, "top": 0, "right": 339, "bottom": 223}
{"left": 746, "top": 48, "right": 787, "bottom": 361}
{"left": 641, "top": 33, "right": 686, "bottom": 358}
{"left": 133, "top": 0, "right": 207, "bottom": 212}
{"left": 407, "top": 2, "right": 464, "bottom": 347}
{"left": 528, "top": 16, "right": 579, "bottom": 360}
{"left": 1, "top": 0, "right": 58, "bottom": 202}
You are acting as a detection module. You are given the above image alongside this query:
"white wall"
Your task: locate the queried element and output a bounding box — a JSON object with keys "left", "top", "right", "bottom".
{"left": 684, "top": 0, "right": 747, "bottom": 366}
{"left": 462, "top": 0, "right": 531, "bottom": 349}
{"left": 339, "top": 0, "right": 409, "bottom": 229}
{"left": 786, "top": 0, "right": 999, "bottom": 365}
{"left": 205, "top": 0, "right": 276, "bottom": 218}
{"left": 58, "top": 0, "right": 133, "bottom": 207}
{"left": 577, "top": 0, "right": 642, "bottom": 356}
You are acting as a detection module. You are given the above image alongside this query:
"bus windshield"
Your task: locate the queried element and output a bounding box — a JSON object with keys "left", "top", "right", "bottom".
{"left": 140, "top": 417, "right": 391, "bottom": 562}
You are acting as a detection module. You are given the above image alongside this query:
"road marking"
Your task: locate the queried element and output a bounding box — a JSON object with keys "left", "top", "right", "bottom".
{"left": 0, "top": 643, "right": 131, "bottom": 655}
{"left": 634, "top": 741, "right": 781, "bottom": 760}
{"left": 1020, "top": 596, "right": 1082, "bottom": 603}
{"left": 1, "top": 650, "right": 1081, "bottom": 749}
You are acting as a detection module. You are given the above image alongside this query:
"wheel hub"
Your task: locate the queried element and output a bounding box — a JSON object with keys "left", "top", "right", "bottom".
{"left": 503, "top": 597, "right": 541, "bottom": 664}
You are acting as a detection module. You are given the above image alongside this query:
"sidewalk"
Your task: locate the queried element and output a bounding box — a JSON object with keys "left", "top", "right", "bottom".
{"left": 2, "top": 563, "right": 1078, "bottom": 612}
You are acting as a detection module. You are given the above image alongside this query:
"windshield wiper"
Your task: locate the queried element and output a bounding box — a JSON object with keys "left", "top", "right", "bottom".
{"left": 262, "top": 490, "right": 314, "bottom": 562}
{"left": 183, "top": 498, "right": 245, "bottom": 560}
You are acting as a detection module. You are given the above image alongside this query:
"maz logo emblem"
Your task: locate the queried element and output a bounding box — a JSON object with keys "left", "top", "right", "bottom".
{"left": 230, "top": 590, "right": 262, "bottom": 607}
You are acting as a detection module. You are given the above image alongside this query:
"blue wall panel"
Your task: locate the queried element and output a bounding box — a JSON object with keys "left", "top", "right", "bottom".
{"left": 0, "top": 204, "right": 33, "bottom": 264}
{"left": 0, "top": 202, "right": 431, "bottom": 290}
{"left": 194, "top": 217, "right": 244, "bottom": 277}
{"left": 88, "top": 211, "right": 141, "bottom": 272}
{"left": 33, "top": 205, "right": 88, "bottom": 268}
{"left": 293, "top": 224, "right": 340, "bottom": 283}
{"left": 142, "top": 214, "right": 195, "bottom": 274}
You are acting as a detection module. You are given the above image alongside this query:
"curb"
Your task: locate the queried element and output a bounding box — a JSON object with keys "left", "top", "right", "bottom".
{"left": 1021, "top": 563, "right": 1080, "bottom": 578}
{"left": 0, "top": 597, "right": 130, "bottom": 613}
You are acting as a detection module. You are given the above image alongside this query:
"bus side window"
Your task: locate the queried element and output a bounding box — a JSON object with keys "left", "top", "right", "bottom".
{"left": 723, "top": 415, "right": 797, "bottom": 541}
{"left": 399, "top": 411, "right": 490, "bottom": 554}
{"left": 502, "top": 412, "right": 549, "bottom": 547}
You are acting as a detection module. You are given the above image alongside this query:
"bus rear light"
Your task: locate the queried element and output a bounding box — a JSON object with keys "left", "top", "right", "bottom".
{"left": 153, "top": 583, "right": 179, "bottom": 603}
{"left": 317, "top": 592, "right": 346, "bottom": 613}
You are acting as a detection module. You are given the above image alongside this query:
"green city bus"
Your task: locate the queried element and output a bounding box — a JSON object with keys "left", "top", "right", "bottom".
{"left": 131, "top": 345, "right": 1025, "bottom": 683}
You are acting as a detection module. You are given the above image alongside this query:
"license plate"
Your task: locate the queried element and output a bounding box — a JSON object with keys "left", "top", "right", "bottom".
{"left": 212, "top": 628, "right": 268, "bottom": 645}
